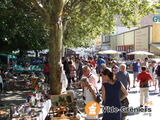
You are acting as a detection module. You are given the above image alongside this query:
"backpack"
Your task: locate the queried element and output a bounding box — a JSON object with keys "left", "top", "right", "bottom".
{"left": 156, "top": 65, "right": 160, "bottom": 76}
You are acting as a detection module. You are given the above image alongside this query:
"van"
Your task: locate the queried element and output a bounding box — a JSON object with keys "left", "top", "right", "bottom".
{"left": 0, "top": 54, "right": 17, "bottom": 70}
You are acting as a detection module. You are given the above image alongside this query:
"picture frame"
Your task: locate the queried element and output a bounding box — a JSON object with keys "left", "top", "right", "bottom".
{"left": 50, "top": 94, "right": 73, "bottom": 107}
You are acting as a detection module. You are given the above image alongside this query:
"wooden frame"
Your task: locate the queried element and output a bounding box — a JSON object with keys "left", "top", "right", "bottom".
{"left": 50, "top": 94, "right": 73, "bottom": 107}
{"left": 51, "top": 116, "right": 79, "bottom": 120}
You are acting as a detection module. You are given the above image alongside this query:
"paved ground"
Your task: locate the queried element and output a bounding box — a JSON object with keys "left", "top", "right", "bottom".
{"left": 75, "top": 73, "right": 160, "bottom": 120}
{"left": 0, "top": 76, "right": 31, "bottom": 108}
{"left": 0, "top": 73, "right": 160, "bottom": 120}
{"left": 0, "top": 90, "right": 30, "bottom": 107}
{"left": 125, "top": 74, "right": 160, "bottom": 120}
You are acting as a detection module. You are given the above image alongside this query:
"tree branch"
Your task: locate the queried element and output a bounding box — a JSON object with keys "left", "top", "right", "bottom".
{"left": 12, "top": 0, "right": 32, "bottom": 10}
{"left": 32, "top": 0, "right": 50, "bottom": 23}
{"left": 63, "top": 20, "right": 69, "bottom": 32}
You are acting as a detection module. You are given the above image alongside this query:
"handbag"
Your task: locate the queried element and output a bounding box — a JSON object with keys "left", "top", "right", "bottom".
{"left": 121, "top": 97, "right": 129, "bottom": 107}
{"left": 94, "top": 87, "right": 101, "bottom": 103}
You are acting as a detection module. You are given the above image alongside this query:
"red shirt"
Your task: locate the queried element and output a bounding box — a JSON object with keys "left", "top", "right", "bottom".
{"left": 90, "top": 60, "right": 96, "bottom": 67}
{"left": 44, "top": 64, "right": 49, "bottom": 73}
{"left": 137, "top": 71, "right": 153, "bottom": 87}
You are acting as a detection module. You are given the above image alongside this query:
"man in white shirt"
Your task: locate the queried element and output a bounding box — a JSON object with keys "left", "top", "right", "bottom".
{"left": 82, "top": 65, "right": 98, "bottom": 89}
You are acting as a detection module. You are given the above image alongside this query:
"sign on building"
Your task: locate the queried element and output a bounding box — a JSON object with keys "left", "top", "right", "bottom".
{"left": 153, "top": 16, "right": 160, "bottom": 23}
{"left": 153, "top": 9, "right": 160, "bottom": 23}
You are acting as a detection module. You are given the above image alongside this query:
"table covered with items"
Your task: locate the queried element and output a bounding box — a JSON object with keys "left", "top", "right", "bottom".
{"left": 0, "top": 73, "right": 84, "bottom": 120}
{"left": 47, "top": 93, "right": 81, "bottom": 120}
{"left": 11, "top": 99, "right": 51, "bottom": 120}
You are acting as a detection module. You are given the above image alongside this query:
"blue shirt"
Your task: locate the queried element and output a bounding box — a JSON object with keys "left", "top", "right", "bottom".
{"left": 97, "top": 59, "right": 105, "bottom": 70}
{"left": 132, "top": 62, "right": 140, "bottom": 72}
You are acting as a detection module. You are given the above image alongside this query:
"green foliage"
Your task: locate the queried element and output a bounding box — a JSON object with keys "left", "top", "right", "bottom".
{"left": 62, "top": 0, "right": 159, "bottom": 47}
{"left": 7, "top": 0, "right": 158, "bottom": 94}
{"left": 0, "top": 0, "right": 159, "bottom": 49}
{"left": 0, "top": 0, "right": 49, "bottom": 53}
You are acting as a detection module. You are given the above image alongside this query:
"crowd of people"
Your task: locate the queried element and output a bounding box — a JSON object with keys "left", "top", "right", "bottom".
{"left": 62, "top": 56, "right": 160, "bottom": 120}
{"left": 1, "top": 55, "right": 160, "bottom": 120}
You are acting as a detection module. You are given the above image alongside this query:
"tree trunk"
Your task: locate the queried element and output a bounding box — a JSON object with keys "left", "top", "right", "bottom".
{"left": 35, "top": 50, "right": 38, "bottom": 57}
{"left": 48, "top": 1, "right": 66, "bottom": 95}
{"left": 49, "top": 23, "right": 63, "bottom": 95}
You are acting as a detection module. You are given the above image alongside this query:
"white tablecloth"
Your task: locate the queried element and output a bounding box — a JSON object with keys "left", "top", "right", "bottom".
{"left": 36, "top": 99, "right": 51, "bottom": 120}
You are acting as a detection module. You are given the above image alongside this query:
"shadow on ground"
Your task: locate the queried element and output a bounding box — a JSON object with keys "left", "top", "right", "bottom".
{"left": 149, "top": 92, "right": 159, "bottom": 96}
{"left": 127, "top": 106, "right": 141, "bottom": 116}
{"left": 0, "top": 90, "right": 31, "bottom": 107}
{"left": 128, "top": 90, "right": 139, "bottom": 94}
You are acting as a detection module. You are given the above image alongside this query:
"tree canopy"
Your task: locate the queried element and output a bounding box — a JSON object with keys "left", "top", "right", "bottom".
{"left": 0, "top": 0, "right": 159, "bottom": 94}
{"left": 0, "top": 0, "right": 49, "bottom": 54}
{"left": 0, "top": 0, "right": 159, "bottom": 50}
{"left": 62, "top": 0, "right": 159, "bottom": 47}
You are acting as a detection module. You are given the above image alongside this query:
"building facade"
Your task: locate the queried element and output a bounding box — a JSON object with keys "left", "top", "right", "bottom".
{"left": 100, "top": 9, "right": 160, "bottom": 59}
{"left": 105, "top": 24, "right": 160, "bottom": 57}
{"left": 101, "top": 34, "right": 111, "bottom": 50}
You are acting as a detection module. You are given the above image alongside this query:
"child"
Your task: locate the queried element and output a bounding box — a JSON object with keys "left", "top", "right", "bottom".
{"left": 80, "top": 77, "right": 98, "bottom": 120}
{"left": 137, "top": 66, "right": 153, "bottom": 107}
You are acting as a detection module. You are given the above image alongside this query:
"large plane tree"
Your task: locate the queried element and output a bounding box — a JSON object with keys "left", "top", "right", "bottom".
{"left": 6, "top": 0, "right": 159, "bottom": 94}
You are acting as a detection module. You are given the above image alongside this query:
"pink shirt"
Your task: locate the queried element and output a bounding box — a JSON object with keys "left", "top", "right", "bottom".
{"left": 87, "top": 73, "right": 98, "bottom": 89}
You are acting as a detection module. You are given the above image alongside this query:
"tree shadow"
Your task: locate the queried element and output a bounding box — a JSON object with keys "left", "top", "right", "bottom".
{"left": 149, "top": 90, "right": 156, "bottom": 93}
{"left": 127, "top": 106, "right": 141, "bottom": 116}
{"left": 0, "top": 99, "right": 25, "bottom": 107}
{"left": 128, "top": 91, "right": 139, "bottom": 94}
{"left": 149, "top": 92, "right": 159, "bottom": 96}
{"left": 0, "top": 90, "right": 30, "bottom": 107}
{"left": 2, "top": 90, "right": 30, "bottom": 97}
{"left": 148, "top": 89, "right": 159, "bottom": 96}
{"left": 157, "top": 94, "right": 160, "bottom": 97}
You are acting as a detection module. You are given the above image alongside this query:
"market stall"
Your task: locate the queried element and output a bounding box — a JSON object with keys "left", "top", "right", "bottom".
{"left": 48, "top": 94, "right": 79, "bottom": 120}
{"left": 0, "top": 70, "right": 83, "bottom": 120}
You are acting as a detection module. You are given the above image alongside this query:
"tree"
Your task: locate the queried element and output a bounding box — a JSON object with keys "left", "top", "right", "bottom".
{"left": 10, "top": 0, "right": 159, "bottom": 94}
{"left": 62, "top": 0, "right": 159, "bottom": 47}
{"left": 0, "top": 0, "right": 48, "bottom": 55}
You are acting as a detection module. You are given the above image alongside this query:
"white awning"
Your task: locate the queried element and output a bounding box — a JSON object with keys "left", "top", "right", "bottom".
{"left": 151, "top": 43, "right": 160, "bottom": 50}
